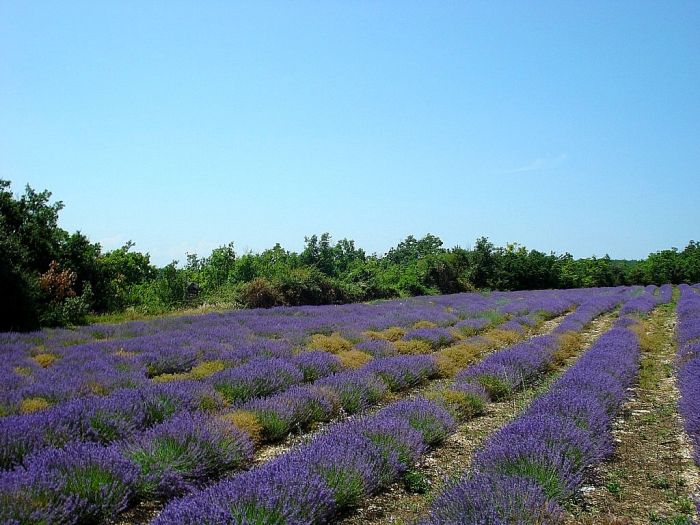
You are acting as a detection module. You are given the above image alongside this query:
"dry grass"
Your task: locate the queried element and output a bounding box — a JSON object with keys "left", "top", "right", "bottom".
{"left": 425, "top": 388, "right": 486, "bottom": 419}
{"left": 363, "top": 326, "right": 406, "bottom": 342}
{"left": 220, "top": 410, "right": 264, "bottom": 445}
{"left": 152, "top": 359, "right": 228, "bottom": 383}
{"left": 307, "top": 333, "right": 354, "bottom": 353}
{"left": 434, "top": 343, "right": 485, "bottom": 377}
{"left": 394, "top": 339, "right": 433, "bottom": 355}
{"left": 413, "top": 320, "right": 438, "bottom": 329}
{"left": 552, "top": 331, "right": 584, "bottom": 368}
{"left": 19, "top": 397, "right": 50, "bottom": 414}
{"left": 32, "top": 353, "right": 58, "bottom": 367}
{"left": 482, "top": 328, "right": 521, "bottom": 346}
{"left": 337, "top": 350, "right": 374, "bottom": 369}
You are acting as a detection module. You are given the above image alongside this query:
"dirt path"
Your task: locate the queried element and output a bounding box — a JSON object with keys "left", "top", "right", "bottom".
{"left": 335, "top": 311, "right": 617, "bottom": 525}
{"left": 566, "top": 304, "right": 699, "bottom": 525}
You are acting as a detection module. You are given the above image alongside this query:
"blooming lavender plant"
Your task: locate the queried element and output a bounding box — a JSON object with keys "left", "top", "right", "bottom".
{"left": 420, "top": 473, "right": 564, "bottom": 525}
{"left": 210, "top": 358, "right": 304, "bottom": 404}
{"left": 153, "top": 397, "right": 453, "bottom": 524}
{"left": 291, "top": 350, "right": 343, "bottom": 381}
{"left": 121, "top": 412, "right": 253, "bottom": 499}
{"left": 0, "top": 442, "right": 139, "bottom": 525}
{"left": 403, "top": 327, "right": 456, "bottom": 349}
{"left": 455, "top": 334, "right": 558, "bottom": 399}
{"left": 676, "top": 285, "right": 700, "bottom": 470}
{"left": 380, "top": 397, "right": 456, "bottom": 446}
{"left": 317, "top": 370, "right": 387, "bottom": 413}
{"left": 152, "top": 456, "right": 336, "bottom": 525}
{"left": 243, "top": 385, "right": 336, "bottom": 441}
{"left": 364, "top": 355, "right": 439, "bottom": 391}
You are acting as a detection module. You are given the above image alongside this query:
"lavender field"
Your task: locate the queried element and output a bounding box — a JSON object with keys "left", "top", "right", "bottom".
{"left": 1, "top": 284, "right": 699, "bottom": 525}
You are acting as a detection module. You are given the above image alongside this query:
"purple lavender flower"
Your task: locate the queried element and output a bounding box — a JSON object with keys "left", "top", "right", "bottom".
{"left": 291, "top": 428, "right": 389, "bottom": 507}
{"left": 121, "top": 412, "right": 253, "bottom": 499}
{"left": 403, "top": 327, "right": 456, "bottom": 349}
{"left": 355, "top": 339, "right": 397, "bottom": 358}
{"left": 152, "top": 457, "right": 335, "bottom": 525}
{"left": 419, "top": 473, "right": 564, "bottom": 525}
{"left": 364, "top": 355, "right": 439, "bottom": 391}
{"left": 317, "top": 370, "right": 387, "bottom": 414}
{"left": 244, "top": 385, "right": 336, "bottom": 441}
{"left": 291, "top": 350, "right": 343, "bottom": 381}
{"left": 380, "top": 397, "right": 456, "bottom": 446}
{"left": 422, "top": 321, "right": 640, "bottom": 523}
{"left": 1, "top": 442, "right": 139, "bottom": 524}
{"left": 210, "top": 358, "right": 304, "bottom": 404}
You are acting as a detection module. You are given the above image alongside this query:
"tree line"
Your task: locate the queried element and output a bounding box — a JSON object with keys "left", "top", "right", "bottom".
{"left": 2, "top": 180, "right": 698, "bottom": 331}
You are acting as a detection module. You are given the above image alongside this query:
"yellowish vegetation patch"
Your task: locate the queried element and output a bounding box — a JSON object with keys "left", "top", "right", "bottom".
{"left": 87, "top": 381, "right": 108, "bottom": 395}
{"left": 553, "top": 331, "right": 583, "bottom": 368}
{"left": 363, "top": 326, "right": 406, "bottom": 342}
{"left": 307, "top": 333, "right": 354, "bottom": 353}
{"left": 337, "top": 350, "right": 373, "bottom": 369}
{"left": 482, "top": 329, "right": 522, "bottom": 346}
{"left": 412, "top": 320, "right": 438, "bottom": 329}
{"left": 152, "top": 372, "right": 186, "bottom": 383}
{"left": 114, "top": 349, "right": 136, "bottom": 358}
{"left": 14, "top": 366, "right": 32, "bottom": 376}
{"left": 394, "top": 339, "right": 433, "bottom": 355}
{"left": 220, "top": 410, "right": 263, "bottom": 444}
{"left": 20, "top": 397, "right": 50, "bottom": 414}
{"left": 426, "top": 389, "right": 486, "bottom": 420}
{"left": 32, "top": 353, "right": 58, "bottom": 368}
{"left": 188, "top": 360, "right": 227, "bottom": 379}
{"left": 153, "top": 359, "right": 228, "bottom": 383}
{"left": 434, "top": 343, "right": 484, "bottom": 377}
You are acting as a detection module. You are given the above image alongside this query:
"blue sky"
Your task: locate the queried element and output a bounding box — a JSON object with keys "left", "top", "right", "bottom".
{"left": 1, "top": 1, "right": 698, "bottom": 265}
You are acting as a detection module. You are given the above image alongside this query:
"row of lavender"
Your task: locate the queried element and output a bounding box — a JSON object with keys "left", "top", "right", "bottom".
{"left": 145, "top": 287, "right": 639, "bottom": 524}
{"left": 676, "top": 284, "right": 700, "bottom": 515}
{"left": 0, "top": 289, "right": 634, "bottom": 524}
{"left": 0, "top": 289, "right": 566, "bottom": 472}
{"left": 0, "top": 288, "right": 597, "bottom": 417}
{"left": 0, "top": 286, "right": 611, "bottom": 471}
{"left": 421, "top": 300, "right": 668, "bottom": 523}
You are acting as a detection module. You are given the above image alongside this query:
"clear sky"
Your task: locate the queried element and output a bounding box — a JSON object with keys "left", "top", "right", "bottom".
{"left": 1, "top": 1, "right": 698, "bottom": 265}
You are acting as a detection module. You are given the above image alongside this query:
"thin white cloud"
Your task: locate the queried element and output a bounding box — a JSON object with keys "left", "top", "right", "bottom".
{"left": 97, "top": 234, "right": 129, "bottom": 250}
{"left": 503, "top": 153, "right": 568, "bottom": 174}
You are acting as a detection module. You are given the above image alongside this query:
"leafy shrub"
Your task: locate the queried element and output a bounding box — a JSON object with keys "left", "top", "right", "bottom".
{"left": 240, "top": 277, "right": 283, "bottom": 308}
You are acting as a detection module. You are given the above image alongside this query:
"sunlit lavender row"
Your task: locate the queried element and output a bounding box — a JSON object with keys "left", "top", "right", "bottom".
{"left": 0, "top": 286, "right": 649, "bottom": 524}
{"left": 676, "top": 284, "right": 700, "bottom": 514}
{"left": 1, "top": 288, "right": 600, "bottom": 417}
